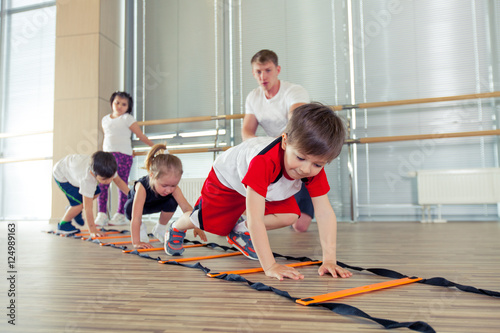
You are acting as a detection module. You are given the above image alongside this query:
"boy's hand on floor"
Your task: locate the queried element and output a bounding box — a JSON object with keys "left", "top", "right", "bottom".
{"left": 89, "top": 228, "right": 106, "bottom": 238}
{"left": 318, "top": 261, "right": 352, "bottom": 278}
{"left": 265, "top": 263, "right": 305, "bottom": 281}
{"left": 133, "top": 242, "right": 154, "bottom": 249}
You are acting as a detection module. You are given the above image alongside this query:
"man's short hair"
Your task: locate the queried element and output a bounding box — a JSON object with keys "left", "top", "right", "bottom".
{"left": 251, "top": 49, "right": 278, "bottom": 67}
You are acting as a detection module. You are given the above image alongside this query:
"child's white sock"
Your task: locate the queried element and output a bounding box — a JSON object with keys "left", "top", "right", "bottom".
{"left": 140, "top": 222, "right": 149, "bottom": 242}
{"left": 232, "top": 217, "right": 248, "bottom": 233}
{"left": 152, "top": 223, "right": 167, "bottom": 243}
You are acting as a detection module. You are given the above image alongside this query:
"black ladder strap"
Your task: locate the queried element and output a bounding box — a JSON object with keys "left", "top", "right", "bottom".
{"left": 337, "top": 261, "right": 500, "bottom": 298}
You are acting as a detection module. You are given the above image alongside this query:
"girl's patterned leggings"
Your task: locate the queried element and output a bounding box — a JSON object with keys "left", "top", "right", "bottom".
{"left": 98, "top": 152, "right": 133, "bottom": 214}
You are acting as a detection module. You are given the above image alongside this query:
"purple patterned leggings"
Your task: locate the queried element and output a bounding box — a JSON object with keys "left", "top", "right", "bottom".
{"left": 98, "top": 152, "right": 133, "bottom": 214}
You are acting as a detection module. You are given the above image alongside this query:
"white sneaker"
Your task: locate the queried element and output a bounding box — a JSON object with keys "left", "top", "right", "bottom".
{"left": 109, "top": 213, "right": 128, "bottom": 226}
{"left": 140, "top": 223, "right": 149, "bottom": 243}
{"left": 95, "top": 212, "right": 109, "bottom": 227}
{"left": 152, "top": 223, "right": 167, "bottom": 243}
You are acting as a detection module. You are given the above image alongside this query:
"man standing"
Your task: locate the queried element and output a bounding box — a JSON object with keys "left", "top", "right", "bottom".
{"left": 242, "top": 49, "right": 313, "bottom": 232}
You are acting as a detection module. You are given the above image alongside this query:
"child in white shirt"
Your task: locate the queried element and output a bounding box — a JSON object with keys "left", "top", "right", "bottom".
{"left": 53, "top": 151, "right": 129, "bottom": 236}
{"left": 97, "top": 91, "right": 154, "bottom": 226}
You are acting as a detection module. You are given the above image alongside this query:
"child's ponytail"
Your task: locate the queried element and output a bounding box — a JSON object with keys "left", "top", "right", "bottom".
{"left": 144, "top": 143, "right": 168, "bottom": 172}
{"left": 144, "top": 143, "right": 183, "bottom": 193}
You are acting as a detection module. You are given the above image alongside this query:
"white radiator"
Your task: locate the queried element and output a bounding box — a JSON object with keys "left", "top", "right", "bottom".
{"left": 178, "top": 178, "right": 205, "bottom": 206}
{"left": 417, "top": 168, "right": 500, "bottom": 222}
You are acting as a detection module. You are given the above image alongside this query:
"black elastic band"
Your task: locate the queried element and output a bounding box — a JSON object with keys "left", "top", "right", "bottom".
{"left": 337, "top": 261, "right": 500, "bottom": 299}
{"left": 420, "top": 277, "right": 500, "bottom": 298}
{"left": 211, "top": 273, "right": 435, "bottom": 333}
{"left": 48, "top": 232, "right": 500, "bottom": 332}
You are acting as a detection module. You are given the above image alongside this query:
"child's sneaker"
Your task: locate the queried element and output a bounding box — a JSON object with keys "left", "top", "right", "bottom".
{"left": 95, "top": 212, "right": 109, "bottom": 227}
{"left": 226, "top": 230, "right": 258, "bottom": 260}
{"left": 140, "top": 223, "right": 149, "bottom": 243}
{"left": 72, "top": 212, "right": 85, "bottom": 226}
{"left": 164, "top": 223, "right": 186, "bottom": 256}
{"left": 57, "top": 222, "right": 80, "bottom": 235}
{"left": 152, "top": 223, "right": 167, "bottom": 243}
{"left": 109, "top": 213, "right": 128, "bottom": 226}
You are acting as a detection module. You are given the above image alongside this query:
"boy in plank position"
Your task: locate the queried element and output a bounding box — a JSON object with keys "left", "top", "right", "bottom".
{"left": 165, "top": 103, "right": 352, "bottom": 281}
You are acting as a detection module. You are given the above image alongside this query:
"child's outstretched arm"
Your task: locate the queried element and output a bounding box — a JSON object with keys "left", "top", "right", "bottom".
{"left": 129, "top": 123, "right": 154, "bottom": 147}
{"left": 83, "top": 196, "right": 105, "bottom": 238}
{"left": 246, "top": 187, "right": 304, "bottom": 281}
{"left": 172, "top": 187, "right": 207, "bottom": 242}
{"left": 113, "top": 175, "right": 130, "bottom": 196}
{"left": 312, "top": 194, "right": 352, "bottom": 278}
{"left": 172, "top": 187, "right": 193, "bottom": 212}
{"left": 130, "top": 182, "right": 153, "bottom": 249}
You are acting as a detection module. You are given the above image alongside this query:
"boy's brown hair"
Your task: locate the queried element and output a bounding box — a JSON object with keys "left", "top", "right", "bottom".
{"left": 284, "top": 103, "right": 346, "bottom": 162}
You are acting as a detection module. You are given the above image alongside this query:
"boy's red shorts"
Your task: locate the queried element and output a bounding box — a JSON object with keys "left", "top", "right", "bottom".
{"left": 190, "top": 168, "right": 300, "bottom": 236}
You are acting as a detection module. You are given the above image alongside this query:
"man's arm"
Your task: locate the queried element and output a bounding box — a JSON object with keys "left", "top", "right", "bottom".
{"left": 241, "top": 114, "right": 259, "bottom": 141}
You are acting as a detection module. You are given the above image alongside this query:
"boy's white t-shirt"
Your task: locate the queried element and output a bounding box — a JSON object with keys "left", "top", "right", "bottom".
{"left": 102, "top": 113, "right": 136, "bottom": 155}
{"left": 245, "top": 81, "right": 310, "bottom": 137}
{"left": 53, "top": 154, "right": 115, "bottom": 198}
{"left": 213, "top": 136, "right": 329, "bottom": 203}
{"left": 213, "top": 137, "right": 301, "bottom": 201}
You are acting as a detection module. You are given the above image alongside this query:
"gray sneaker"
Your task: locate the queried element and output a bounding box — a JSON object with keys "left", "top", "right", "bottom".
{"left": 226, "top": 230, "right": 258, "bottom": 260}
{"left": 164, "top": 223, "right": 186, "bottom": 256}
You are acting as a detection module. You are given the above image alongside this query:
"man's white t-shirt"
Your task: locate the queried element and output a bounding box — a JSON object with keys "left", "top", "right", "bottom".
{"left": 245, "top": 81, "right": 310, "bottom": 137}
{"left": 102, "top": 113, "right": 136, "bottom": 155}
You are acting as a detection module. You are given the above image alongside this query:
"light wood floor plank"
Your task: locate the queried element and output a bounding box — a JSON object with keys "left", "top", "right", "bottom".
{"left": 1, "top": 221, "right": 499, "bottom": 332}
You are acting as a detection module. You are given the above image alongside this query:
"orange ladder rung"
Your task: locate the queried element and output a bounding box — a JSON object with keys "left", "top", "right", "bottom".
{"left": 207, "top": 260, "right": 323, "bottom": 278}
{"left": 99, "top": 239, "right": 160, "bottom": 246}
{"left": 296, "top": 276, "right": 423, "bottom": 305}
{"left": 75, "top": 231, "right": 122, "bottom": 237}
{"left": 122, "top": 243, "right": 206, "bottom": 253}
{"left": 159, "top": 251, "right": 243, "bottom": 264}
{"left": 83, "top": 234, "right": 132, "bottom": 241}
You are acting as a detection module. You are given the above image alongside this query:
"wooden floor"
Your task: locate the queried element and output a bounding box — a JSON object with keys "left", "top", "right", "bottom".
{"left": 2, "top": 220, "right": 500, "bottom": 333}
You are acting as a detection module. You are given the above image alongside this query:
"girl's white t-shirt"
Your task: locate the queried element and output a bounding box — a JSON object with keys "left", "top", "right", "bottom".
{"left": 102, "top": 113, "right": 136, "bottom": 155}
